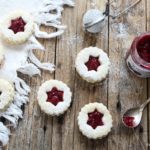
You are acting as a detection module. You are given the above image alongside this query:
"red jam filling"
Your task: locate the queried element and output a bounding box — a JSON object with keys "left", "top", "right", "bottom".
{"left": 85, "top": 56, "right": 100, "bottom": 71}
{"left": 9, "top": 17, "right": 26, "bottom": 34}
{"left": 123, "top": 116, "right": 135, "bottom": 127}
{"left": 137, "top": 35, "right": 150, "bottom": 63}
{"left": 46, "top": 87, "right": 64, "bottom": 106}
{"left": 87, "top": 109, "right": 104, "bottom": 129}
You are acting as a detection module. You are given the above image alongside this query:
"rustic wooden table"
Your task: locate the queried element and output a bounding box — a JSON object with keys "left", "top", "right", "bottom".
{"left": 6, "top": 0, "right": 150, "bottom": 150}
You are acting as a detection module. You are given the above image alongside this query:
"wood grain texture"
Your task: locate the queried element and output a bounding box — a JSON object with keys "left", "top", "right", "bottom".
{"left": 108, "top": 0, "right": 148, "bottom": 150}
{"left": 5, "top": 0, "right": 149, "bottom": 150}
{"left": 73, "top": 0, "right": 108, "bottom": 150}
{"left": 147, "top": 0, "right": 150, "bottom": 150}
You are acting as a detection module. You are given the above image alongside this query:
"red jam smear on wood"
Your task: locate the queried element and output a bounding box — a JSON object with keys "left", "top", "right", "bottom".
{"left": 137, "top": 35, "right": 150, "bottom": 63}
{"left": 46, "top": 87, "right": 64, "bottom": 106}
{"left": 85, "top": 56, "right": 100, "bottom": 71}
{"left": 9, "top": 17, "right": 26, "bottom": 34}
{"left": 87, "top": 109, "right": 104, "bottom": 129}
{"left": 123, "top": 116, "right": 135, "bottom": 127}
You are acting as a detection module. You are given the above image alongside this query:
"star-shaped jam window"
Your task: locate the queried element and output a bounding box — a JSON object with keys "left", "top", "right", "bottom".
{"left": 85, "top": 56, "right": 100, "bottom": 71}
{"left": 9, "top": 17, "right": 26, "bottom": 34}
{"left": 46, "top": 87, "right": 64, "bottom": 106}
{"left": 87, "top": 109, "right": 104, "bottom": 129}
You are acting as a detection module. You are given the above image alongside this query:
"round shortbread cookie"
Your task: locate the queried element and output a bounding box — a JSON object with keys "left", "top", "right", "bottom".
{"left": 0, "top": 79, "right": 15, "bottom": 112}
{"left": 75, "top": 47, "right": 110, "bottom": 83}
{"left": 78, "top": 102, "right": 113, "bottom": 139}
{"left": 0, "top": 45, "right": 4, "bottom": 68}
{"left": 0, "top": 10, "right": 34, "bottom": 45}
{"left": 37, "top": 80, "right": 72, "bottom": 116}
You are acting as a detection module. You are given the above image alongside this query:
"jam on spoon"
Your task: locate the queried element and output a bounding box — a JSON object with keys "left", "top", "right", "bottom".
{"left": 122, "top": 98, "right": 150, "bottom": 128}
{"left": 123, "top": 116, "right": 135, "bottom": 127}
{"left": 85, "top": 56, "right": 101, "bottom": 71}
{"left": 9, "top": 17, "right": 26, "bottom": 34}
{"left": 46, "top": 87, "right": 64, "bottom": 106}
{"left": 87, "top": 109, "right": 104, "bottom": 129}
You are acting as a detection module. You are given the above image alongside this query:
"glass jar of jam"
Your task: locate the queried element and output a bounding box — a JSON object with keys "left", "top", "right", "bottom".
{"left": 126, "top": 32, "right": 150, "bottom": 78}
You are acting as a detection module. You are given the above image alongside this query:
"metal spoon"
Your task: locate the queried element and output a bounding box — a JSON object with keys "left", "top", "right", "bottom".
{"left": 122, "top": 98, "right": 150, "bottom": 128}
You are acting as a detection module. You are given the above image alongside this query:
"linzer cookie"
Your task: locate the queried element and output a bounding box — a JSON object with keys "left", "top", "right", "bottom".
{"left": 37, "top": 80, "right": 72, "bottom": 116}
{"left": 78, "top": 102, "right": 113, "bottom": 139}
{"left": 0, "top": 79, "right": 15, "bottom": 112}
{"left": 0, "top": 10, "right": 34, "bottom": 45}
{"left": 75, "top": 47, "right": 110, "bottom": 83}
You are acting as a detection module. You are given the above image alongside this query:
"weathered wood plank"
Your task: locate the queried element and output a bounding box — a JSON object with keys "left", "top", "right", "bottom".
{"left": 51, "top": 4, "right": 77, "bottom": 150}
{"left": 7, "top": 27, "right": 56, "bottom": 150}
{"left": 86, "top": 1, "right": 109, "bottom": 150}
{"left": 68, "top": 1, "right": 87, "bottom": 150}
{"left": 73, "top": 0, "right": 108, "bottom": 150}
{"left": 108, "top": 0, "right": 148, "bottom": 150}
{"left": 147, "top": 0, "right": 150, "bottom": 149}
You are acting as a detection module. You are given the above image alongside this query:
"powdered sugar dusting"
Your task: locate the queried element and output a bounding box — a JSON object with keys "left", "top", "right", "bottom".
{"left": 68, "top": 35, "right": 83, "bottom": 46}
{"left": 111, "top": 23, "right": 129, "bottom": 38}
{"left": 62, "top": 34, "right": 84, "bottom": 46}
{"left": 90, "top": 0, "right": 97, "bottom": 9}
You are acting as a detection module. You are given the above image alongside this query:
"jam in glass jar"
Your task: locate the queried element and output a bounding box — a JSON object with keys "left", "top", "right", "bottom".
{"left": 126, "top": 32, "right": 150, "bottom": 78}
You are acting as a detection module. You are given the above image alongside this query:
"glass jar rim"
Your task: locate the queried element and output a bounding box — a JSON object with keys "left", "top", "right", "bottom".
{"left": 131, "top": 32, "right": 150, "bottom": 69}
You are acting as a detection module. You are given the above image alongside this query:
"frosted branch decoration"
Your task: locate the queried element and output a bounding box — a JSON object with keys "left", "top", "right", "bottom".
{"left": 0, "top": 0, "right": 74, "bottom": 146}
